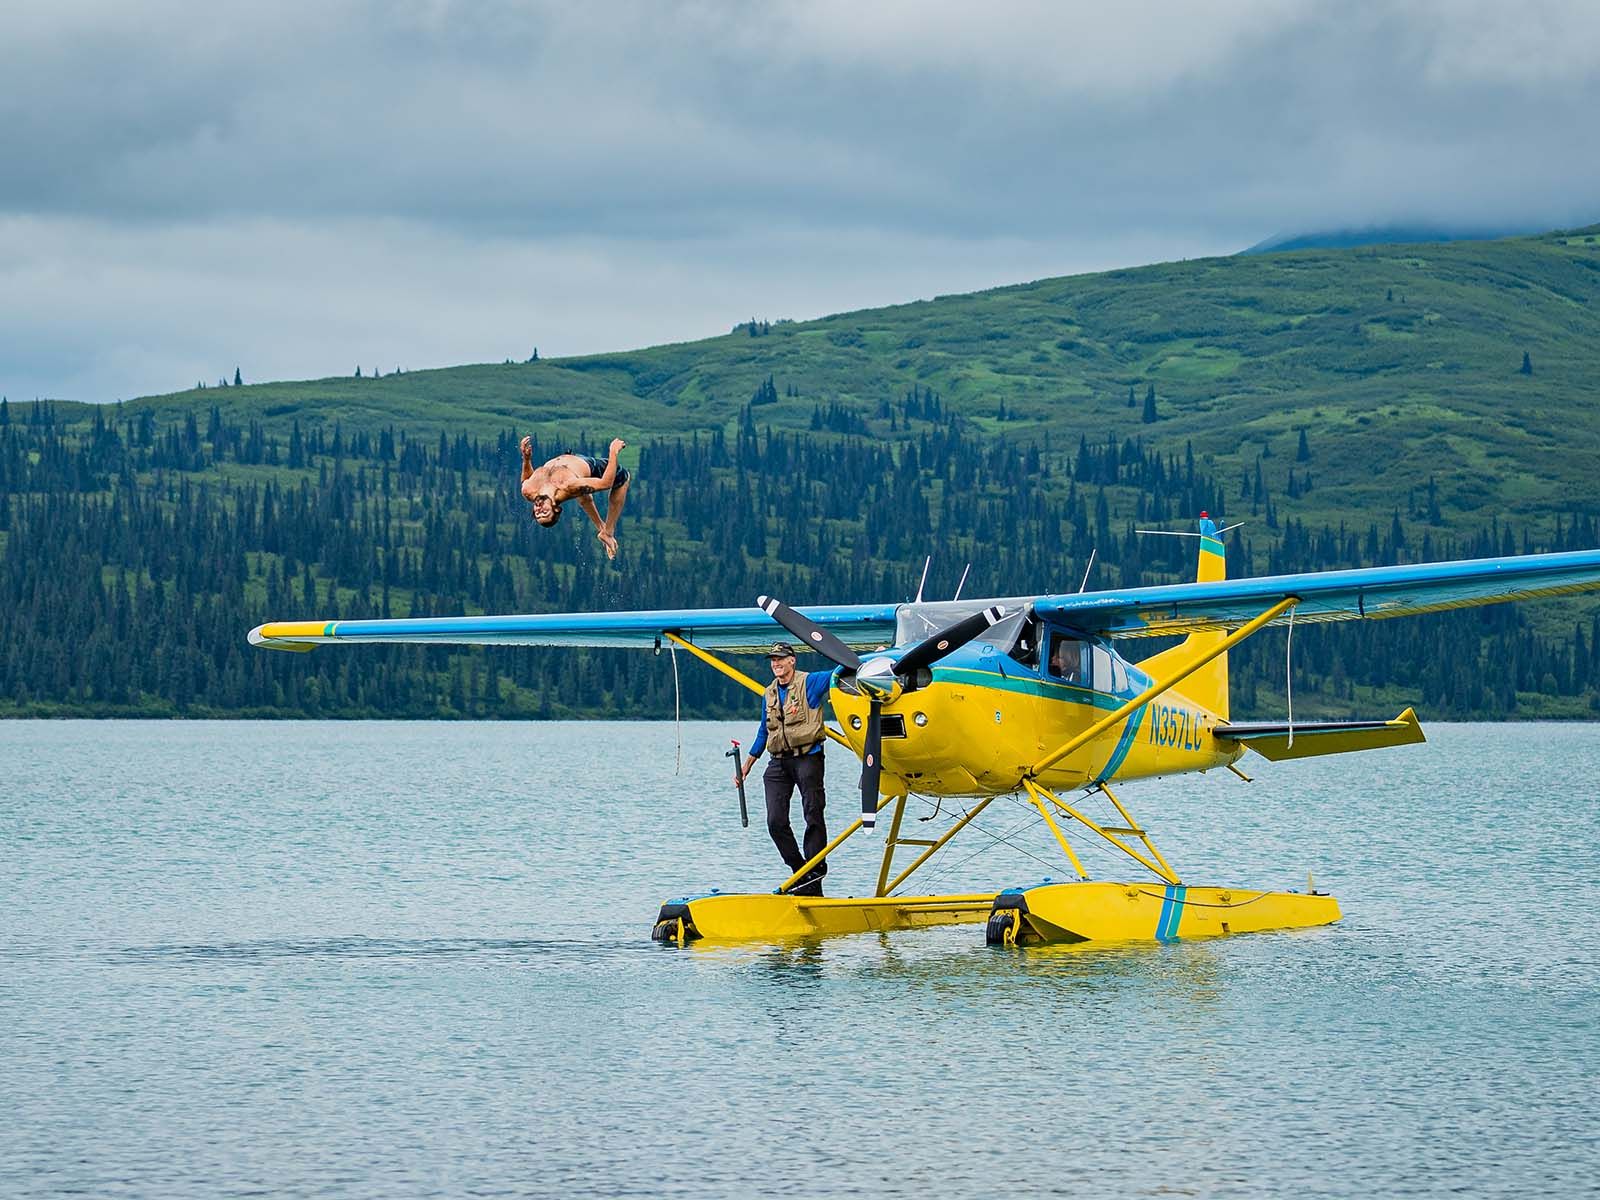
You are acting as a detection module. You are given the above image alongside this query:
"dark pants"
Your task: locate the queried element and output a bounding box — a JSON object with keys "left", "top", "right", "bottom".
{"left": 764, "top": 752, "right": 828, "bottom": 889}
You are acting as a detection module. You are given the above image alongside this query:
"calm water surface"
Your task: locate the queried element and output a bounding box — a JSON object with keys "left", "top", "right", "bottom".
{"left": 3, "top": 720, "right": 1597, "bottom": 1198}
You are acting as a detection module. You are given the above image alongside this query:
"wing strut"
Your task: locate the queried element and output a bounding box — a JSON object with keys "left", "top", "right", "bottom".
{"left": 661, "top": 631, "right": 852, "bottom": 751}
{"left": 1030, "top": 596, "right": 1299, "bottom": 777}
{"left": 1024, "top": 779, "right": 1181, "bottom": 885}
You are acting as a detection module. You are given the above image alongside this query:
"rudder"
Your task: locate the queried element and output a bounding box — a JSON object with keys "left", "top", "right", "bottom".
{"left": 1140, "top": 513, "right": 1230, "bottom": 720}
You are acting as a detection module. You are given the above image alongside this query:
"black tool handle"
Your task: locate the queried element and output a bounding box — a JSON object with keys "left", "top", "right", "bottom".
{"left": 726, "top": 739, "right": 749, "bottom": 828}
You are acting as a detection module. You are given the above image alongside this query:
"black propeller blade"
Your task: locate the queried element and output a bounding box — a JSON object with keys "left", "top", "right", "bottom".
{"left": 756, "top": 595, "right": 861, "bottom": 671}
{"left": 894, "top": 605, "right": 1007, "bottom": 676}
{"left": 860, "top": 702, "right": 882, "bottom": 830}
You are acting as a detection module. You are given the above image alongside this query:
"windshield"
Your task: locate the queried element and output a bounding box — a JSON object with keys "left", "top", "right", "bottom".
{"left": 894, "top": 601, "right": 1029, "bottom": 656}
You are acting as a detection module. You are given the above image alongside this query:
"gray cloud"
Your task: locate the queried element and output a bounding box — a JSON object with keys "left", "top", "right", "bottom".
{"left": 2, "top": 0, "right": 1597, "bottom": 401}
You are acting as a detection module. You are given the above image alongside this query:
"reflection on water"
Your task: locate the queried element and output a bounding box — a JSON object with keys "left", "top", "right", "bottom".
{"left": 3, "top": 719, "right": 1598, "bottom": 1199}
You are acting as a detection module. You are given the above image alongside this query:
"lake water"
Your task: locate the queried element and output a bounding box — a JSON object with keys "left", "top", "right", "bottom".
{"left": 3, "top": 720, "right": 1597, "bottom": 1198}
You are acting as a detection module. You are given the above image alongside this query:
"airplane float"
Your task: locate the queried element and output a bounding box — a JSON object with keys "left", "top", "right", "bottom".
{"left": 250, "top": 515, "right": 1600, "bottom": 948}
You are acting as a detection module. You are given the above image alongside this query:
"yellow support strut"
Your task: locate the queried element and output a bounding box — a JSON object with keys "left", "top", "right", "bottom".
{"left": 1020, "top": 779, "right": 1089, "bottom": 880}
{"left": 883, "top": 797, "right": 997, "bottom": 895}
{"left": 777, "top": 798, "right": 895, "bottom": 894}
{"left": 1096, "top": 780, "right": 1179, "bottom": 884}
{"left": 874, "top": 793, "right": 911, "bottom": 897}
{"left": 662, "top": 632, "right": 850, "bottom": 750}
{"left": 1030, "top": 596, "right": 1299, "bottom": 777}
{"left": 1029, "top": 779, "right": 1179, "bottom": 885}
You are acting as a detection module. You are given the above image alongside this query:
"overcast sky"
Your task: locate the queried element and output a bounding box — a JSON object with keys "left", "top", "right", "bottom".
{"left": 3, "top": 0, "right": 1597, "bottom": 403}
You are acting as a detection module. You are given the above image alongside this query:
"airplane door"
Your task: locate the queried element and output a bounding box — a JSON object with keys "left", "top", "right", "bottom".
{"left": 1037, "top": 630, "right": 1100, "bottom": 779}
{"left": 988, "top": 615, "right": 1048, "bottom": 784}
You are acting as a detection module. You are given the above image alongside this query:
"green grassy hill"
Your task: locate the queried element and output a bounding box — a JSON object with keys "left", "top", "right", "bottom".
{"left": 115, "top": 223, "right": 1600, "bottom": 544}
{"left": 8, "top": 224, "right": 1600, "bottom": 721}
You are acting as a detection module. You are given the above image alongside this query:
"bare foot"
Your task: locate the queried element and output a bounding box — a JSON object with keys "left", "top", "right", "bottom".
{"left": 598, "top": 530, "right": 618, "bottom": 559}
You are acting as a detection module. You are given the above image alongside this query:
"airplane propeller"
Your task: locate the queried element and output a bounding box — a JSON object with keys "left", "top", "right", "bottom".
{"left": 756, "top": 595, "right": 1006, "bottom": 830}
{"left": 756, "top": 595, "right": 861, "bottom": 672}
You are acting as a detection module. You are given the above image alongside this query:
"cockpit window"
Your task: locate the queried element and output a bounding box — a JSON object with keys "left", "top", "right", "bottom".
{"left": 1006, "top": 613, "right": 1038, "bottom": 667}
{"left": 1046, "top": 633, "right": 1089, "bottom": 685}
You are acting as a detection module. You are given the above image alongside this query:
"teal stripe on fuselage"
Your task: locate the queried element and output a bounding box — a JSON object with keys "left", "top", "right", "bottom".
{"left": 930, "top": 666, "right": 1144, "bottom": 712}
{"left": 1097, "top": 703, "right": 1147, "bottom": 781}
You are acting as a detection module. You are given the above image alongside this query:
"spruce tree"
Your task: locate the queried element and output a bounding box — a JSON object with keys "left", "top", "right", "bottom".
{"left": 1142, "top": 384, "right": 1157, "bottom": 424}
{"left": 1520, "top": 351, "right": 1532, "bottom": 375}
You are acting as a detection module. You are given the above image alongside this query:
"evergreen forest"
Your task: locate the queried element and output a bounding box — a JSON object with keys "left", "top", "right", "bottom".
{"left": 4, "top": 395, "right": 1598, "bottom": 721}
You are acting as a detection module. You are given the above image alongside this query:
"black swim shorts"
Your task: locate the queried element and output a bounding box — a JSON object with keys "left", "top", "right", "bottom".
{"left": 579, "top": 454, "right": 630, "bottom": 487}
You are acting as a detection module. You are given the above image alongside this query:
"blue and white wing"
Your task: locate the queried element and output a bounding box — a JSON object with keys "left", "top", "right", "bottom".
{"left": 1032, "top": 549, "right": 1600, "bottom": 638}
{"left": 248, "top": 603, "right": 900, "bottom": 653}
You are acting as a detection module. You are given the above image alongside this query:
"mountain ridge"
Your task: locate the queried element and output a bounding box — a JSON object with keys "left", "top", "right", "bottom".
{"left": 106, "top": 224, "right": 1600, "bottom": 546}
{"left": 1238, "top": 223, "right": 1546, "bottom": 255}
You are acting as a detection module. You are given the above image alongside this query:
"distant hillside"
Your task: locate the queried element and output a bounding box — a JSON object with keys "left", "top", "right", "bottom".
{"left": 1240, "top": 224, "right": 1538, "bottom": 255}
{"left": 118, "top": 225, "right": 1600, "bottom": 545}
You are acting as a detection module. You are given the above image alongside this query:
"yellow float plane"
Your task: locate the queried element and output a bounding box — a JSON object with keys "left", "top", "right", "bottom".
{"left": 250, "top": 515, "right": 1600, "bottom": 947}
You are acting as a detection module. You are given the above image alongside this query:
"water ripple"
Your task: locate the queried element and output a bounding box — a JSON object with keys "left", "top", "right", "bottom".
{"left": 2, "top": 719, "right": 1597, "bottom": 1199}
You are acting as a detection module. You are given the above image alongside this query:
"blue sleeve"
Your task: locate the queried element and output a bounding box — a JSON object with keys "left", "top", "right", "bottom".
{"left": 806, "top": 670, "right": 834, "bottom": 709}
{"left": 749, "top": 701, "right": 768, "bottom": 758}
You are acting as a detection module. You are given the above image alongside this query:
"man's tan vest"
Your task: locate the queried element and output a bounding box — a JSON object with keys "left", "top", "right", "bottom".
{"left": 765, "top": 671, "right": 826, "bottom": 755}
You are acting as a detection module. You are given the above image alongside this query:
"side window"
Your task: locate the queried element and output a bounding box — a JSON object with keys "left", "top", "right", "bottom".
{"left": 1047, "top": 633, "right": 1088, "bottom": 685}
{"left": 1111, "top": 656, "right": 1129, "bottom": 695}
{"left": 1092, "top": 647, "right": 1113, "bottom": 693}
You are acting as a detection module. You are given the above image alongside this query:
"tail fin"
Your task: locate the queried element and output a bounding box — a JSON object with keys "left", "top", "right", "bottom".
{"left": 1140, "top": 513, "right": 1230, "bottom": 719}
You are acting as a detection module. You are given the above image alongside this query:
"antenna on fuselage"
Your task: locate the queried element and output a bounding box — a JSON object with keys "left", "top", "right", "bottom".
{"left": 914, "top": 556, "right": 931, "bottom": 603}
{"left": 953, "top": 563, "right": 972, "bottom": 601}
{"left": 1078, "top": 548, "right": 1096, "bottom": 593}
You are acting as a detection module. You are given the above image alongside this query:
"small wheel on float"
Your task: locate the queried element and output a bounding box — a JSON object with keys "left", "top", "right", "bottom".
{"left": 985, "top": 908, "right": 1020, "bottom": 946}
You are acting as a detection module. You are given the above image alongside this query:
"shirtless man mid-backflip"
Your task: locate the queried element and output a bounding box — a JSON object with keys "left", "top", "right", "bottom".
{"left": 520, "top": 436, "right": 631, "bottom": 559}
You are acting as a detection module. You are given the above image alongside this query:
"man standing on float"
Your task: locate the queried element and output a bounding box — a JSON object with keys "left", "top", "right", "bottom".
{"left": 737, "top": 642, "right": 832, "bottom": 896}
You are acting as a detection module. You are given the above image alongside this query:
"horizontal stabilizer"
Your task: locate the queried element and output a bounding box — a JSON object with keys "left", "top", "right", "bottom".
{"left": 1214, "top": 707, "right": 1425, "bottom": 761}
